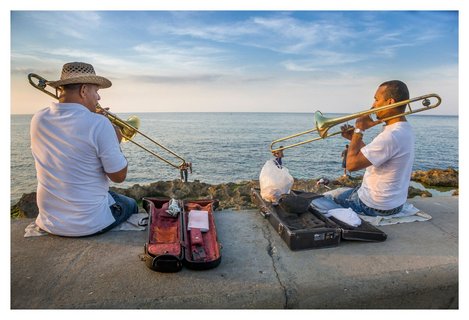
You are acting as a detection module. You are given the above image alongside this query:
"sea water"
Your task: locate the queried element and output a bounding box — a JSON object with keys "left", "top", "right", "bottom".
{"left": 10, "top": 113, "right": 458, "bottom": 203}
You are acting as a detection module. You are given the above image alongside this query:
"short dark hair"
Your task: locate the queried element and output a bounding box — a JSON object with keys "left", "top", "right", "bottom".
{"left": 379, "top": 80, "right": 409, "bottom": 102}
{"left": 58, "top": 83, "right": 86, "bottom": 99}
{"left": 60, "top": 83, "right": 85, "bottom": 92}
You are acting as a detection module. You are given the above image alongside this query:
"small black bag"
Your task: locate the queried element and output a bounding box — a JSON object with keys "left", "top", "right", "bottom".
{"left": 279, "top": 191, "right": 322, "bottom": 214}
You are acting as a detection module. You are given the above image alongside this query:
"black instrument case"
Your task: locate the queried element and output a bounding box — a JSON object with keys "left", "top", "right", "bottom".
{"left": 251, "top": 188, "right": 387, "bottom": 251}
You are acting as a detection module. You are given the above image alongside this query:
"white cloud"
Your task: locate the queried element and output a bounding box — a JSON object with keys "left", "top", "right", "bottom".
{"left": 282, "top": 50, "right": 370, "bottom": 73}
{"left": 17, "top": 11, "right": 102, "bottom": 40}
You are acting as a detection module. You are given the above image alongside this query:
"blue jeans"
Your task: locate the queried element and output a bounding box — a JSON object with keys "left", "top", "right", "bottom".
{"left": 324, "top": 187, "right": 403, "bottom": 217}
{"left": 95, "top": 191, "right": 138, "bottom": 234}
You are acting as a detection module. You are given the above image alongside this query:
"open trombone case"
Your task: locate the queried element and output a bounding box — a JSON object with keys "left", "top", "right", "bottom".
{"left": 250, "top": 188, "right": 387, "bottom": 251}
{"left": 142, "top": 197, "right": 222, "bottom": 272}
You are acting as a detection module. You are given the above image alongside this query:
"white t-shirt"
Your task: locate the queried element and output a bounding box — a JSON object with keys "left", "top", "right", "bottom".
{"left": 358, "top": 121, "right": 415, "bottom": 210}
{"left": 31, "top": 103, "right": 128, "bottom": 236}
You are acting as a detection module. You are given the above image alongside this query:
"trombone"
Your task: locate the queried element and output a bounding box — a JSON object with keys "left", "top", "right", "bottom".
{"left": 28, "top": 73, "right": 192, "bottom": 181}
{"left": 270, "top": 93, "right": 441, "bottom": 152}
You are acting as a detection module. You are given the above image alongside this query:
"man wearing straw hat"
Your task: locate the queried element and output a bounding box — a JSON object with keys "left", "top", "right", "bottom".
{"left": 30, "top": 62, "right": 138, "bottom": 236}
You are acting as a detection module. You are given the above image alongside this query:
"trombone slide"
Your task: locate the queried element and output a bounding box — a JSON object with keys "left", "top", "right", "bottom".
{"left": 28, "top": 72, "right": 189, "bottom": 174}
{"left": 270, "top": 93, "right": 441, "bottom": 152}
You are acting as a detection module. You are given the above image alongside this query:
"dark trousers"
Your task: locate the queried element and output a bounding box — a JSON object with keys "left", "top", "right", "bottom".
{"left": 94, "top": 191, "right": 138, "bottom": 234}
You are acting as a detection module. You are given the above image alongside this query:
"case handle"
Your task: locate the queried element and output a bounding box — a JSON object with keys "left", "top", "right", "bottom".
{"left": 152, "top": 254, "right": 183, "bottom": 273}
{"left": 259, "top": 205, "right": 271, "bottom": 218}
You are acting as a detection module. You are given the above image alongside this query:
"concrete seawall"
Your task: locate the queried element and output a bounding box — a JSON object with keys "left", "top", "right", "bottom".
{"left": 11, "top": 196, "right": 458, "bottom": 309}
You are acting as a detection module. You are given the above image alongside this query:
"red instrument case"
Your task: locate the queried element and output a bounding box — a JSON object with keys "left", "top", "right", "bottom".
{"left": 142, "top": 197, "right": 222, "bottom": 272}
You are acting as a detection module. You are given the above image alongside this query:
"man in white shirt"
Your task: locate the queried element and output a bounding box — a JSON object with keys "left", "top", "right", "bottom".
{"left": 325, "top": 80, "right": 415, "bottom": 216}
{"left": 31, "top": 62, "right": 138, "bottom": 236}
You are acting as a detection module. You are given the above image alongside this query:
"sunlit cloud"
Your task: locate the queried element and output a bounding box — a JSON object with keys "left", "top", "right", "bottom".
{"left": 10, "top": 11, "right": 458, "bottom": 115}
{"left": 283, "top": 50, "right": 369, "bottom": 72}
{"left": 132, "top": 41, "right": 231, "bottom": 70}
{"left": 130, "top": 74, "right": 224, "bottom": 84}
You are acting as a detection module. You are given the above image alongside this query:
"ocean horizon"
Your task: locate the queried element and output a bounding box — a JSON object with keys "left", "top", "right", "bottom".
{"left": 11, "top": 111, "right": 459, "bottom": 116}
{"left": 11, "top": 112, "right": 458, "bottom": 203}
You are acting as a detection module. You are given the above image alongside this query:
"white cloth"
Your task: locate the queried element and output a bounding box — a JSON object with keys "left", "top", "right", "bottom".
{"left": 24, "top": 213, "right": 149, "bottom": 237}
{"left": 325, "top": 208, "right": 362, "bottom": 227}
{"left": 359, "top": 122, "right": 415, "bottom": 210}
{"left": 187, "top": 210, "right": 209, "bottom": 232}
{"left": 24, "top": 221, "right": 49, "bottom": 237}
{"left": 166, "top": 199, "right": 181, "bottom": 217}
{"left": 31, "top": 103, "right": 128, "bottom": 236}
{"left": 359, "top": 203, "right": 432, "bottom": 226}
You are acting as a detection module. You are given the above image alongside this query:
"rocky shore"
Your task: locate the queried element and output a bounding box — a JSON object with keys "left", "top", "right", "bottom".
{"left": 11, "top": 168, "right": 458, "bottom": 218}
{"left": 411, "top": 168, "right": 458, "bottom": 187}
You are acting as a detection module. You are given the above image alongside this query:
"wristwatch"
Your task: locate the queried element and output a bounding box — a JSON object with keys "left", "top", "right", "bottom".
{"left": 354, "top": 128, "right": 364, "bottom": 135}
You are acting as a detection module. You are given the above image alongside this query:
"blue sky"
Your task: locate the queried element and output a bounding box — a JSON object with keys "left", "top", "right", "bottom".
{"left": 10, "top": 10, "right": 459, "bottom": 115}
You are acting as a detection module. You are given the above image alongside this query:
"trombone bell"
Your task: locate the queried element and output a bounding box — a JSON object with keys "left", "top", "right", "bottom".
{"left": 95, "top": 105, "right": 140, "bottom": 142}
{"left": 120, "top": 116, "right": 140, "bottom": 142}
{"left": 314, "top": 111, "right": 330, "bottom": 138}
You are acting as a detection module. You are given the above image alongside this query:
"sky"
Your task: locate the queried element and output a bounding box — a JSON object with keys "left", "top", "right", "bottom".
{"left": 9, "top": 8, "right": 459, "bottom": 115}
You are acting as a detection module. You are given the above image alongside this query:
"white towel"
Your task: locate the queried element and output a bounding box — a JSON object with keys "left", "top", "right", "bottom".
{"left": 325, "top": 207, "right": 362, "bottom": 227}
{"left": 359, "top": 203, "right": 432, "bottom": 226}
{"left": 188, "top": 210, "right": 209, "bottom": 232}
{"left": 24, "top": 221, "right": 48, "bottom": 237}
{"left": 23, "top": 212, "right": 149, "bottom": 237}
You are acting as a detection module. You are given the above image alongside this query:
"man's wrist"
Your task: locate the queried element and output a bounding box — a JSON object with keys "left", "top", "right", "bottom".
{"left": 354, "top": 128, "right": 365, "bottom": 135}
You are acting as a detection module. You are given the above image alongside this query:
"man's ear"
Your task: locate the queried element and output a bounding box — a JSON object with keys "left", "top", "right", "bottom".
{"left": 79, "top": 84, "right": 87, "bottom": 98}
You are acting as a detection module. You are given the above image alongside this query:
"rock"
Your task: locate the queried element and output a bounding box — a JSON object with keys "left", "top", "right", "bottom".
{"left": 407, "top": 186, "right": 432, "bottom": 198}
{"left": 333, "top": 175, "right": 362, "bottom": 188}
{"left": 111, "top": 180, "right": 213, "bottom": 202}
{"left": 411, "top": 168, "right": 458, "bottom": 187}
{"left": 11, "top": 169, "right": 458, "bottom": 218}
{"left": 292, "top": 179, "right": 320, "bottom": 193}
{"left": 291, "top": 176, "right": 362, "bottom": 194}
{"left": 112, "top": 180, "right": 261, "bottom": 211}
{"left": 11, "top": 192, "right": 38, "bottom": 218}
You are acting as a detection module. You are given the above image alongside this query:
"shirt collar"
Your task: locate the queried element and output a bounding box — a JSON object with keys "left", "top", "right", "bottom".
{"left": 51, "top": 102, "right": 89, "bottom": 112}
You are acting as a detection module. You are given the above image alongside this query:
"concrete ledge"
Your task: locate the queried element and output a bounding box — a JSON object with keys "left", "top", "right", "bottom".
{"left": 11, "top": 197, "right": 458, "bottom": 309}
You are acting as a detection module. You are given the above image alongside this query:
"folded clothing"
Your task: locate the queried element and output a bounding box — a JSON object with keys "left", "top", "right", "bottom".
{"left": 359, "top": 203, "right": 431, "bottom": 226}
{"left": 324, "top": 207, "right": 362, "bottom": 227}
{"left": 24, "top": 212, "right": 149, "bottom": 237}
{"left": 166, "top": 198, "right": 181, "bottom": 217}
{"left": 188, "top": 210, "right": 209, "bottom": 232}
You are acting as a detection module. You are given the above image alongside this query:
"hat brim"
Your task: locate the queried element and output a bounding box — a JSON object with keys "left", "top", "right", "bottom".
{"left": 47, "top": 75, "right": 112, "bottom": 89}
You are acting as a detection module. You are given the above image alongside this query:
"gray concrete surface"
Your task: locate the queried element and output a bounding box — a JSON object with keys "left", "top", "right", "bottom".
{"left": 11, "top": 196, "right": 458, "bottom": 309}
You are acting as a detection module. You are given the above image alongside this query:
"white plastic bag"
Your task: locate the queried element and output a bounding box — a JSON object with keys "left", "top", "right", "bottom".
{"left": 259, "top": 160, "right": 294, "bottom": 204}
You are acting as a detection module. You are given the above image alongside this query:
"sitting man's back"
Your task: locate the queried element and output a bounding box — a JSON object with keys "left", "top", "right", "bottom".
{"left": 31, "top": 62, "right": 137, "bottom": 236}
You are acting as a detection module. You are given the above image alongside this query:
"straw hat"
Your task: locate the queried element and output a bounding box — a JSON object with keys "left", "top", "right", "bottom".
{"left": 47, "top": 62, "right": 112, "bottom": 89}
